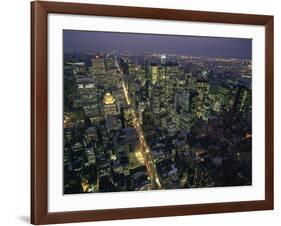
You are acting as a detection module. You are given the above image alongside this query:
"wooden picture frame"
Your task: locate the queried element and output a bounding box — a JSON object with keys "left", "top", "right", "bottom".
{"left": 31, "top": 1, "right": 274, "bottom": 224}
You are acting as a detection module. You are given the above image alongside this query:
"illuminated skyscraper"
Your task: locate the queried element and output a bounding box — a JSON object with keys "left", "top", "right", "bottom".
{"left": 160, "top": 54, "right": 166, "bottom": 65}
{"left": 234, "top": 78, "right": 251, "bottom": 112}
{"left": 103, "top": 92, "right": 118, "bottom": 118}
{"left": 193, "top": 78, "right": 210, "bottom": 121}
{"left": 92, "top": 56, "right": 106, "bottom": 75}
{"left": 150, "top": 63, "right": 158, "bottom": 85}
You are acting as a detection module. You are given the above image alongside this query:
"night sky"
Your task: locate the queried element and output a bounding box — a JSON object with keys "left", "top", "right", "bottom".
{"left": 64, "top": 30, "right": 252, "bottom": 59}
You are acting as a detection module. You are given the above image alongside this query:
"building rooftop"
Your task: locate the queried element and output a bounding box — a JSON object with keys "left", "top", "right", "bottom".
{"left": 103, "top": 92, "right": 115, "bottom": 105}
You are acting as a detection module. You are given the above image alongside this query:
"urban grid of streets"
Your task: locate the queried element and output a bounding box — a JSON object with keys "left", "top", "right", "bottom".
{"left": 63, "top": 50, "right": 252, "bottom": 194}
{"left": 118, "top": 60, "right": 162, "bottom": 189}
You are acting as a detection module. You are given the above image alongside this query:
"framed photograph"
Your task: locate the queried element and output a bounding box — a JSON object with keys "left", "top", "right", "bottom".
{"left": 31, "top": 1, "right": 274, "bottom": 224}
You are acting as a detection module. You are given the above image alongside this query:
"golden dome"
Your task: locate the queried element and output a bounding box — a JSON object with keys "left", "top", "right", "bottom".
{"left": 103, "top": 92, "right": 115, "bottom": 105}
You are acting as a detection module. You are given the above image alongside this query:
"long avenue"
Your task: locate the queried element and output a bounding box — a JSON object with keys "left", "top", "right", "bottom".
{"left": 115, "top": 56, "right": 162, "bottom": 189}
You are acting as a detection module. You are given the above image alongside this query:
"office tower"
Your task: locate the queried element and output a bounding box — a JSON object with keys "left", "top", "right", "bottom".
{"left": 150, "top": 63, "right": 158, "bottom": 85}
{"left": 103, "top": 92, "right": 118, "bottom": 118}
{"left": 92, "top": 56, "right": 106, "bottom": 75}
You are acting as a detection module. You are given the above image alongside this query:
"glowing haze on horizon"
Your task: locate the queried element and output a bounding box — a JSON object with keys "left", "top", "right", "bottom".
{"left": 64, "top": 30, "right": 252, "bottom": 59}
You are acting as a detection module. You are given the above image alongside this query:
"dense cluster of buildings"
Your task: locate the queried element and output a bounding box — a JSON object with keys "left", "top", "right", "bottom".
{"left": 63, "top": 51, "right": 252, "bottom": 194}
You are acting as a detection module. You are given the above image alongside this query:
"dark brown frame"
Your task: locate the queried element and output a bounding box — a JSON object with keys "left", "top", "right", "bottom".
{"left": 31, "top": 1, "right": 274, "bottom": 224}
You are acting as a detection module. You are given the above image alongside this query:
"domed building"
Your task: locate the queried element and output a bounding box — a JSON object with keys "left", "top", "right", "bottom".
{"left": 103, "top": 92, "right": 115, "bottom": 105}
{"left": 103, "top": 92, "right": 118, "bottom": 118}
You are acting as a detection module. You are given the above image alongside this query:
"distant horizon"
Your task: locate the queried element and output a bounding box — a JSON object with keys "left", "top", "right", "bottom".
{"left": 64, "top": 30, "right": 252, "bottom": 60}
{"left": 64, "top": 48, "right": 252, "bottom": 61}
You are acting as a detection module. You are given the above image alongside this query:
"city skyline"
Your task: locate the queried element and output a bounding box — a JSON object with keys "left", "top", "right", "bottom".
{"left": 64, "top": 30, "right": 252, "bottom": 59}
{"left": 63, "top": 30, "right": 252, "bottom": 194}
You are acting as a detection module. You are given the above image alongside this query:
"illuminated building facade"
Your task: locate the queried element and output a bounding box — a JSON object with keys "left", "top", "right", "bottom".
{"left": 103, "top": 92, "right": 118, "bottom": 118}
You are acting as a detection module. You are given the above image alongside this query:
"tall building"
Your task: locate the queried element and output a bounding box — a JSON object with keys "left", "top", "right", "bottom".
{"left": 160, "top": 54, "right": 166, "bottom": 65}
{"left": 166, "top": 62, "right": 179, "bottom": 77}
{"left": 234, "top": 78, "right": 251, "bottom": 112}
{"left": 68, "top": 62, "right": 86, "bottom": 77}
{"left": 151, "top": 63, "right": 158, "bottom": 85}
{"left": 216, "top": 84, "right": 233, "bottom": 112}
{"left": 104, "top": 57, "right": 115, "bottom": 71}
{"left": 193, "top": 78, "right": 210, "bottom": 121}
{"left": 103, "top": 92, "right": 118, "bottom": 118}
{"left": 92, "top": 56, "right": 106, "bottom": 75}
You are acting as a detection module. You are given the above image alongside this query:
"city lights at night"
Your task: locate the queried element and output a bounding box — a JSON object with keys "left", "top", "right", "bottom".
{"left": 63, "top": 30, "right": 252, "bottom": 194}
